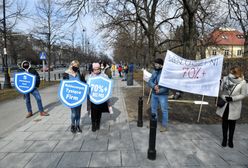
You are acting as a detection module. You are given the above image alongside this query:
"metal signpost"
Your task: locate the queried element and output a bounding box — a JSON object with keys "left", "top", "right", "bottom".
{"left": 39, "top": 51, "right": 46, "bottom": 81}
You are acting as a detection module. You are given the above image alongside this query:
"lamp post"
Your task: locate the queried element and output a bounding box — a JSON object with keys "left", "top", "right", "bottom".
{"left": 2, "top": 0, "right": 11, "bottom": 88}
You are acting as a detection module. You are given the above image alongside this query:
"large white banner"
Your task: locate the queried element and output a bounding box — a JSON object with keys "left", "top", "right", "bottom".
{"left": 159, "top": 50, "right": 224, "bottom": 97}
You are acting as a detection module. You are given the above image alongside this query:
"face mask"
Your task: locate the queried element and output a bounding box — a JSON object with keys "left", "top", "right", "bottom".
{"left": 23, "top": 64, "right": 29, "bottom": 69}
{"left": 154, "top": 64, "right": 162, "bottom": 70}
{"left": 72, "top": 66, "right": 79, "bottom": 72}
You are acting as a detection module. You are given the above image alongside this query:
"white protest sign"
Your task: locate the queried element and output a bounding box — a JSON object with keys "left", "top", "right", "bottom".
{"left": 159, "top": 50, "right": 224, "bottom": 97}
{"left": 143, "top": 69, "right": 152, "bottom": 82}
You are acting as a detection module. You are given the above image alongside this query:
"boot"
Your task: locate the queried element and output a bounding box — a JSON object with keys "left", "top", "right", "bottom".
{"left": 96, "top": 120, "right": 100, "bottom": 130}
{"left": 228, "top": 140, "right": 233, "bottom": 148}
{"left": 221, "top": 120, "right": 228, "bottom": 147}
{"left": 221, "top": 138, "right": 227, "bottom": 147}
{"left": 92, "top": 122, "right": 97, "bottom": 132}
{"left": 76, "top": 125, "right": 82, "bottom": 133}
{"left": 228, "top": 120, "right": 236, "bottom": 148}
{"left": 71, "top": 125, "right": 76, "bottom": 133}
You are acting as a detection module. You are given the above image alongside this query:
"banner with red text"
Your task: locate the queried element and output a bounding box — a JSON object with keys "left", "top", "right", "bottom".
{"left": 158, "top": 50, "right": 224, "bottom": 97}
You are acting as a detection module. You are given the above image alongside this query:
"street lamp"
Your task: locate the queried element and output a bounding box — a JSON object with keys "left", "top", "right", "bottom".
{"left": 2, "top": 0, "right": 11, "bottom": 88}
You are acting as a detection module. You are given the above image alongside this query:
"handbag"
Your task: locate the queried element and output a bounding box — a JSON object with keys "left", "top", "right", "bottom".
{"left": 217, "top": 84, "right": 238, "bottom": 108}
{"left": 217, "top": 97, "right": 226, "bottom": 107}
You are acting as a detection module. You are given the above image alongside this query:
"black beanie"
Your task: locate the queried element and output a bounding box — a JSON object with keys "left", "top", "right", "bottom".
{"left": 154, "top": 58, "right": 164, "bottom": 65}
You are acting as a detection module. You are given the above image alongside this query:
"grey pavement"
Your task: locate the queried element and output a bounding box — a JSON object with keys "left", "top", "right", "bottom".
{"left": 0, "top": 76, "right": 248, "bottom": 168}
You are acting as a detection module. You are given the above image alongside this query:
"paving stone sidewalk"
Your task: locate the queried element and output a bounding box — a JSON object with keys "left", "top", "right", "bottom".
{"left": 0, "top": 76, "right": 248, "bottom": 168}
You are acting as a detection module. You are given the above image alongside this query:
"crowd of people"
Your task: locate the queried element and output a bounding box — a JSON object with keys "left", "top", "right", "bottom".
{"left": 17, "top": 58, "right": 247, "bottom": 148}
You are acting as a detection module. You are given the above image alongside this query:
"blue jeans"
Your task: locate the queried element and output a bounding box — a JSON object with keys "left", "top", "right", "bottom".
{"left": 24, "top": 88, "right": 44, "bottom": 112}
{"left": 151, "top": 94, "right": 168, "bottom": 127}
{"left": 71, "top": 105, "right": 82, "bottom": 126}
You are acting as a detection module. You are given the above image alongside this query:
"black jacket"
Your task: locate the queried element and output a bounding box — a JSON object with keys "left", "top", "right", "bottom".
{"left": 18, "top": 68, "right": 41, "bottom": 88}
{"left": 63, "top": 70, "right": 86, "bottom": 83}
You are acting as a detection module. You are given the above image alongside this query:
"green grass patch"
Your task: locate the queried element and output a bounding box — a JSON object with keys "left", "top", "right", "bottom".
{"left": 0, "top": 81, "right": 59, "bottom": 103}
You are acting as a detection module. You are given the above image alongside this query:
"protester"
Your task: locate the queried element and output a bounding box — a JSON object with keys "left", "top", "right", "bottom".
{"left": 101, "top": 61, "right": 113, "bottom": 114}
{"left": 148, "top": 58, "right": 169, "bottom": 132}
{"left": 216, "top": 66, "right": 247, "bottom": 148}
{"left": 63, "top": 60, "right": 86, "bottom": 133}
{"left": 19, "top": 60, "right": 49, "bottom": 118}
{"left": 101, "top": 62, "right": 112, "bottom": 79}
{"left": 111, "top": 64, "right": 116, "bottom": 76}
{"left": 117, "top": 64, "right": 122, "bottom": 77}
{"left": 122, "top": 64, "right": 128, "bottom": 81}
{"left": 88, "top": 62, "right": 110, "bottom": 132}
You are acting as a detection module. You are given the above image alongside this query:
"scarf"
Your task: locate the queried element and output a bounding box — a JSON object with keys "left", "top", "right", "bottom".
{"left": 223, "top": 73, "right": 242, "bottom": 92}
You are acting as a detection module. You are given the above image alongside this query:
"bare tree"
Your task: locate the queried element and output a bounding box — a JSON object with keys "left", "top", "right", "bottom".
{"left": 227, "top": 0, "right": 248, "bottom": 57}
{"left": 33, "top": 0, "right": 64, "bottom": 81}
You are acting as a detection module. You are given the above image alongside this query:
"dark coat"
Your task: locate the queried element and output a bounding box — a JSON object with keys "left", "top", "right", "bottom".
{"left": 18, "top": 68, "right": 41, "bottom": 88}
{"left": 63, "top": 70, "right": 86, "bottom": 83}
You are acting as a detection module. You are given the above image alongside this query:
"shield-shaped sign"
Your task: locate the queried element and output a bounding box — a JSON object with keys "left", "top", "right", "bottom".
{"left": 58, "top": 80, "right": 89, "bottom": 108}
{"left": 14, "top": 72, "right": 36, "bottom": 94}
{"left": 88, "top": 76, "right": 112, "bottom": 104}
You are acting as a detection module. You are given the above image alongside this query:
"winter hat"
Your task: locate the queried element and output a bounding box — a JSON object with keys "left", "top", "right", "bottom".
{"left": 92, "top": 63, "right": 100, "bottom": 69}
{"left": 154, "top": 58, "right": 164, "bottom": 65}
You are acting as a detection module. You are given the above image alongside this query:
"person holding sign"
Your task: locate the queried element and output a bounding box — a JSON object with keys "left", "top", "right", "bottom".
{"left": 88, "top": 62, "right": 110, "bottom": 132}
{"left": 19, "top": 61, "right": 49, "bottom": 118}
{"left": 63, "top": 60, "right": 86, "bottom": 133}
{"left": 216, "top": 66, "right": 247, "bottom": 148}
{"left": 148, "top": 58, "right": 169, "bottom": 132}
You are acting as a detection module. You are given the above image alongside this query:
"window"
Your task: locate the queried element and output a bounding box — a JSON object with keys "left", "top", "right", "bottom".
{"left": 212, "top": 50, "right": 217, "bottom": 55}
{"left": 237, "top": 50, "right": 242, "bottom": 56}
{"left": 224, "top": 49, "right": 229, "bottom": 56}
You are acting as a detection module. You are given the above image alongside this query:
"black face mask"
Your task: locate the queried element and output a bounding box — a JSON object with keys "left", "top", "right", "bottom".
{"left": 23, "top": 64, "right": 29, "bottom": 69}
{"left": 72, "top": 66, "right": 79, "bottom": 72}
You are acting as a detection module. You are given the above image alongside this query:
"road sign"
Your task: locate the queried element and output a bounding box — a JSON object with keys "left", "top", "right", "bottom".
{"left": 39, "top": 52, "right": 46, "bottom": 60}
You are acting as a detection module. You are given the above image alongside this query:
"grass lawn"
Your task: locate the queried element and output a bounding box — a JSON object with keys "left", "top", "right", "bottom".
{"left": 0, "top": 81, "right": 59, "bottom": 103}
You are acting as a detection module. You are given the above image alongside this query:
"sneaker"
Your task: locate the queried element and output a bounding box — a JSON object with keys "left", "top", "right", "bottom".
{"left": 40, "top": 112, "right": 49, "bottom": 116}
{"left": 26, "top": 112, "right": 33, "bottom": 118}
{"left": 71, "top": 125, "right": 76, "bottom": 133}
{"left": 160, "top": 126, "right": 168, "bottom": 132}
{"left": 109, "top": 106, "right": 113, "bottom": 114}
{"left": 76, "top": 126, "right": 82, "bottom": 133}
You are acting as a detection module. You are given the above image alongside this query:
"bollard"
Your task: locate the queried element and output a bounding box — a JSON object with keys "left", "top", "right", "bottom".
{"left": 54, "top": 74, "right": 56, "bottom": 81}
{"left": 147, "top": 113, "right": 157, "bottom": 160}
{"left": 58, "top": 73, "right": 61, "bottom": 79}
{"left": 137, "top": 96, "right": 143, "bottom": 127}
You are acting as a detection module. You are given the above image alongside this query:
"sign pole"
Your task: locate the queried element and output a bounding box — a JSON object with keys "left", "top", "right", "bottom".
{"left": 197, "top": 95, "right": 205, "bottom": 122}
{"left": 42, "top": 60, "right": 45, "bottom": 82}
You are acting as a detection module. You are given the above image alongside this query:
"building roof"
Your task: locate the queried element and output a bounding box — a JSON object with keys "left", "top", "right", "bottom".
{"left": 209, "top": 28, "right": 245, "bottom": 45}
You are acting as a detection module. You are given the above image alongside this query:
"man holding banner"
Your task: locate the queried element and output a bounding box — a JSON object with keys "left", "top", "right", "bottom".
{"left": 18, "top": 60, "right": 49, "bottom": 118}
{"left": 148, "top": 58, "right": 169, "bottom": 132}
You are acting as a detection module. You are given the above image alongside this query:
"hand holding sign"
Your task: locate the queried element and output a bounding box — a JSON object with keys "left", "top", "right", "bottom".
{"left": 14, "top": 72, "right": 36, "bottom": 94}
{"left": 58, "top": 80, "right": 89, "bottom": 108}
{"left": 88, "top": 76, "right": 112, "bottom": 104}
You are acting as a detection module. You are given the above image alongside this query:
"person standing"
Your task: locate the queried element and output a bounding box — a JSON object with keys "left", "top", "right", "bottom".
{"left": 19, "top": 60, "right": 49, "bottom": 118}
{"left": 216, "top": 66, "right": 247, "bottom": 148}
{"left": 111, "top": 64, "right": 116, "bottom": 77}
{"left": 88, "top": 62, "right": 110, "bottom": 132}
{"left": 63, "top": 60, "right": 86, "bottom": 133}
{"left": 148, "top": 58, "right": 169, "bottom": 132}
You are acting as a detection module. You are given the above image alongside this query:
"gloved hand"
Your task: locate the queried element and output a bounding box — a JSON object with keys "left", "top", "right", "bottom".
{"left": 225, "top": 96, "right": 233, "bottom": 102}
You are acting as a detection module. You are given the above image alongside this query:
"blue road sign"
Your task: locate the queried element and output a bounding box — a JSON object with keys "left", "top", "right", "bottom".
{"left": 14, "top": 72, "right": 36, "bottom": 94}
{"left": 39, "top": 51, "right": 47, "bottom": 60}
{"left": 58, "top": 80, "right": 89, "bottom": 108}
{"left": 88, "top": 76, "right": 112, "bottom": 104}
